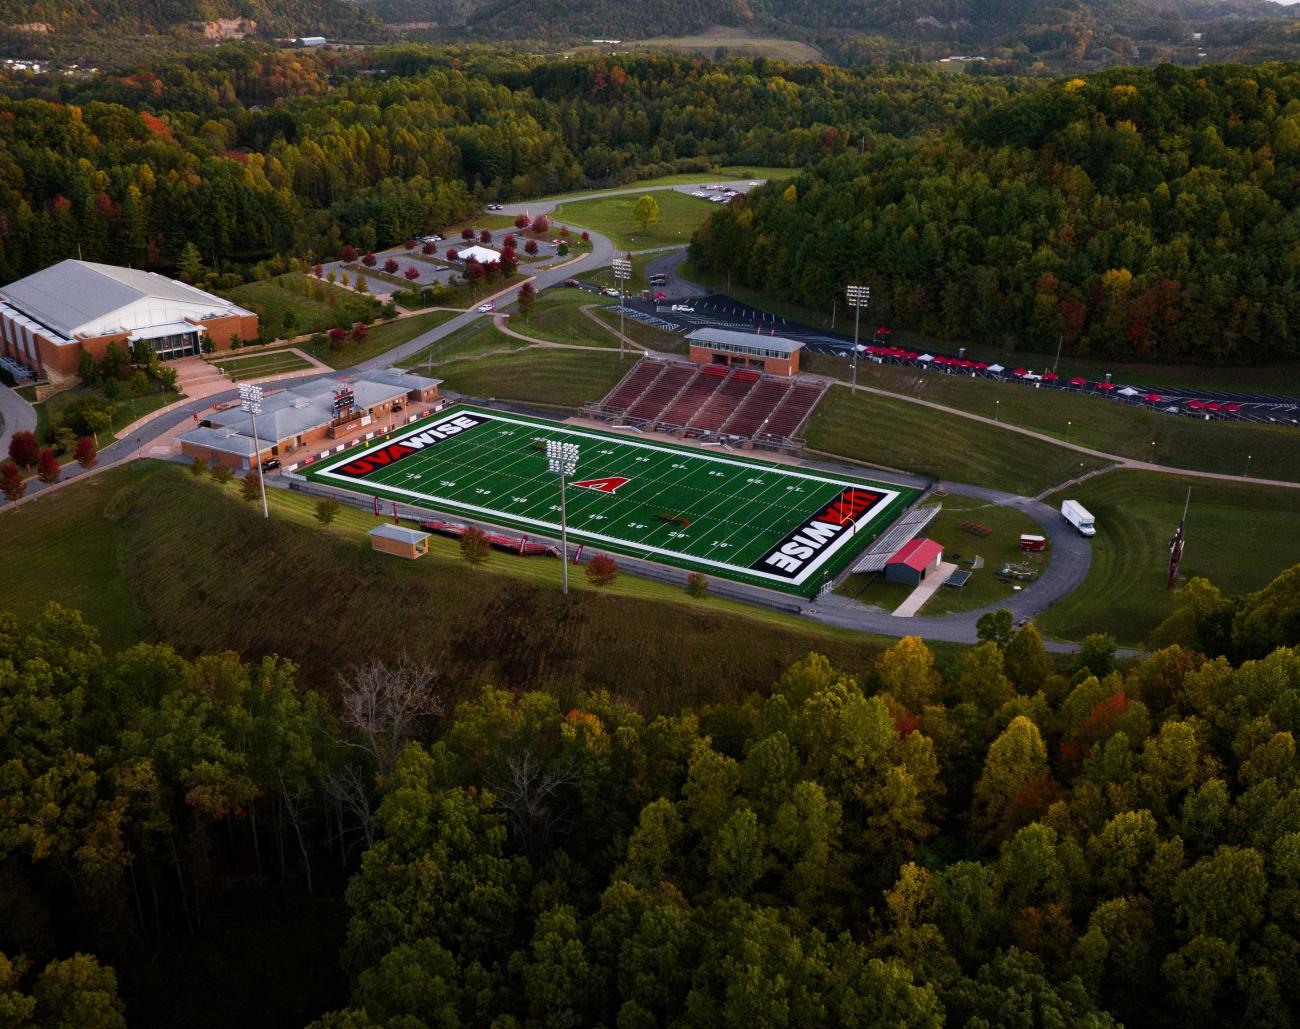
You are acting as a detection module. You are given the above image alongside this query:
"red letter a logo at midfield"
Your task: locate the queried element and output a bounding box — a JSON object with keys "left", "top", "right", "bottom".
{"left": 571, "top": 477, "right": 631, "bottom": 493}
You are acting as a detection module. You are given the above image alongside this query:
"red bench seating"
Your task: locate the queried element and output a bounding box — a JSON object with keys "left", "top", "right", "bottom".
{"left": 761, "top": 382, "right": 824, "bottom": 439}
{"left": 689, "top": 372, "right": 758, "bottom": 432}
{"left": 599, "top": 360, "right": 670, "bottom": 414}
{"left": 659, "top": 370, "right": 726, "bottom": 427}
{"left": 627, "top": 363, "right": 696, "bottom": 422}
{"left": 723, "top": 378, "right": 791, "bottom": 437}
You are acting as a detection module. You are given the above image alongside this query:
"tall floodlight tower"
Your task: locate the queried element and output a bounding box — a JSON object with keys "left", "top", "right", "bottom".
{"left": 239, "top": 383, "right": 269, "bottom": 518}
{"left": 846, "top": 284, "right": 871, "bottom": 392}
{"left": 546, "top": 440, "right": 580, "bottom": 594}
{"left": 612, "top": 257, "right": 632, "bottom": 360}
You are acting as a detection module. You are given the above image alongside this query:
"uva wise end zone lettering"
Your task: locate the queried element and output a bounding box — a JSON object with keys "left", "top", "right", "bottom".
{"left": 303, "top": 406, "right": 920, "bottom": 596}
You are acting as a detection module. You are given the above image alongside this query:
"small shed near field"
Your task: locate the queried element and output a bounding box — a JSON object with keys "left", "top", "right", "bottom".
{"left": 885, "top": 537, "right": 944, "bottom": 586}
{"left": 369, "top": 523, "right": 430, "bottom": 560}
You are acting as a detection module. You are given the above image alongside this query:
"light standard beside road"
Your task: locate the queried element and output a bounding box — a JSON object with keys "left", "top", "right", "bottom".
{"left": 612, "top": 257, "right": 632, "bottom": 360}
{"left": 1066, "top": 419, "right": 1072, "bottom": 445}
{"left": 547, "top": 440, "right": 579, "bottom": 594}
{"left": 1245, "top": 453, "right": 1252, "bottom": 478}
{"left": 846, "top": 284, "right": 870, "bottom": 392}
{"left": 239, "top": 383, "right": 269, "bottom": 518}
{"left": 994, "top": 400, "right": 1000, "bottom": 423}
{"left": 1149, "top": 440, "right": 1156, "bottom": 465}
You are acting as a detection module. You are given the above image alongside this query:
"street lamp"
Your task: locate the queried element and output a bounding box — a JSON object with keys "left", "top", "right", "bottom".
{"left": 1149, "top": 440, "right": 1156, "bottom": 465}
{"left": 612, "top": 258, "right": 632, "bottom": 360}
{"left": 239, "top": 383, "right": 269, "bottom": 518}
{"left": 994, "top": 400, "right": 1000, "bottom": 423}
{"left": 846, "top": 285, "right": 870, "bottom": 392}
{"left": 1245, "top": 453, "right": 1252, "bottom": 478}
{"left": 1066, "top": 420, "right": 1072, "bottom": 445}
{"left": 546, "top": 440, "right": 579, "bottom": 594}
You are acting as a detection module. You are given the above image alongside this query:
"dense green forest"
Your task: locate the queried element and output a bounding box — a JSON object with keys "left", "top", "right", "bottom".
{"left": 692, "top": 62, "right": 1300, "bottom": 362}
{"left": 2, "top": 552, "right": 1299, "bottom": 1026}
{"left": 0, "top": 47, "right": 1028, "bottom": 283}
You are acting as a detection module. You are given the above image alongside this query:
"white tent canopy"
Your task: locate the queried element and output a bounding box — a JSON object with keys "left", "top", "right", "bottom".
{"left": 1117, "top": 386, "right": 1140, "bottom": 397}
{"left": 452, "top": 245, "right": 501, "bottom": 264}
{"left": 987, "top": 363, "right": 1005, "bottom": 374}
{"left": 916, "top": 353, "right": 934, "bottom": 363}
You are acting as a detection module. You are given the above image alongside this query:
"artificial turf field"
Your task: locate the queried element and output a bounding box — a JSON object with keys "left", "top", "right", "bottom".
{"left": 303, "top": 405, "right": 920, "bottom": 596}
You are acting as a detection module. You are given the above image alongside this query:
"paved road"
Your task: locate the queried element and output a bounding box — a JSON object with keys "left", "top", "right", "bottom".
{"left": 0, "top": 383, "right": 37, "bottom": 456}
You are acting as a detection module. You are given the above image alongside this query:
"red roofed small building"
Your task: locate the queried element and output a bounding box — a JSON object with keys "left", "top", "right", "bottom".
{"left": 885, "top": 537, "right": 944, "bottom": 586}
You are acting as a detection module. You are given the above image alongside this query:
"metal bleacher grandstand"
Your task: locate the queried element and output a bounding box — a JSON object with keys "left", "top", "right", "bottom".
{"left": 588, "top": 358, "right": 829, "bottom": 449}
{"left": 851, "top": 504, "right": 943, "bottom": 573}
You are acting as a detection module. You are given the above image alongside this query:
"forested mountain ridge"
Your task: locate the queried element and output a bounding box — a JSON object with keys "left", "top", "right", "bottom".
{"left": 0, "top": 0, "right": 383, "bottom": 44}
{"left": 371, "top": 0, "right": 1300, "bottom": 67}
{"left": 692, "top": 61, "right": 1300, "bottom": 363}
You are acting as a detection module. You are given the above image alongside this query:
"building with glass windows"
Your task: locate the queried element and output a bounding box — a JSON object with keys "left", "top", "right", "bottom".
{"left": 0, "top": 259, "right": 257, "bottom": 382}
{"left": 686, "top": 327, "right": 804, "bottom": 376}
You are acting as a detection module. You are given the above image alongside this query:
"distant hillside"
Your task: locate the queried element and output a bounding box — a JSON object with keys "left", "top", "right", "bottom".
{"left": 367, "top": 0, "right": 1300, "bottom": 67}
{"left": 0, "top": 0, "right": 383, "bottom": 41}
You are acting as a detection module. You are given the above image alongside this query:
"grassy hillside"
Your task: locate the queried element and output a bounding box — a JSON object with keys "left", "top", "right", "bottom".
{"left": 1039, "top": 472, "right": 1300, "bottom": 644}
{"left": 425, "top": 347, "right": 632, "bottom": 408}
{"left": 550, "top": 190, "right": 715, "bottom": 250}
{"left": 805, "top": 386, "right": 1113, "bottom": 495}
{"left": 826, "top": 361, "right": 1300, "bottom": 483}
{"left": 0, "top": 464, "right": 918, "bottom": 713}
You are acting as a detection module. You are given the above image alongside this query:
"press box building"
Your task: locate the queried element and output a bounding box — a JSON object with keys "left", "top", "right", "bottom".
{"left": 0, "top": 259, "right": 258, "bottom": 382}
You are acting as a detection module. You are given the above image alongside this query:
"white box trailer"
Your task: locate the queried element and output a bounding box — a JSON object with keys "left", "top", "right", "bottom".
{"left": 1061, "top": 499, "right": 1096, "bottom": 537}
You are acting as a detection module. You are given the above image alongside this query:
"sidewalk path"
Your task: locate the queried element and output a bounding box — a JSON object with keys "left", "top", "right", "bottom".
{"left": 892, "top": 561, "right": 959, "bottom": 617}
{"left": 0, "top": 383, "right": 37, "bottom": 456}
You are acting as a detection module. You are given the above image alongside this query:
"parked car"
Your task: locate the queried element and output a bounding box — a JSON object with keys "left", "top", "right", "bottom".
{"left": 749, "top": 180, "right": 762, "bottom": 185}
{"left": 563, "top": 278, "right": 580, "bottom": 287}
{"left": 671, "top": 304, "right": 695, "bottom": 313}
{"left": 654, "top": 291, "right": 667, "bottom": 300}
{"left": 486, "top": 203, "right": 503, "bottom": 211}
{"left": 478, "top": 302, "right": 495, "bottom": 313}
{"left": 602, "top": 287, "right": 620, "bottom": 298}
{"left": 261, "top": 458, "right": 281, "bottom": 472}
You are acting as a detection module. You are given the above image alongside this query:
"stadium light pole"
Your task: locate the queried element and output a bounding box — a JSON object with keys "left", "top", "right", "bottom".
{"left": 612, "top": 257, "right": 632, "bottom": 360}
{"left": 846, "top": 285, "right": 870, "bottom": 392}
{"left": 239, "top": 383, "right": 269, "bottom": 518}
{"left": 546, "top": 440, "right": 579, "bottom": 595}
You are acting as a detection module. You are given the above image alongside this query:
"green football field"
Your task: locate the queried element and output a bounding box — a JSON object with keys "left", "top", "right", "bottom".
{"left": 302, "top": 405, "right": 919, "bottom": 596}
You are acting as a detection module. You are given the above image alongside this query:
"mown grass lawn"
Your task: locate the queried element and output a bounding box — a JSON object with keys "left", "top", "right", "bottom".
{"left": 803, "top": 358, "right": 1300, "bottom": 483}
{"left": 804, "top": 386, "right": 1113, "bottom": 495}
{"left": 300, "top": 310, "right": 460, "bottom": 369}
{"left": 422, "top": 347, "right": 631, "bottom": 409}
{"left": 1038, "top": 472, "right": 1300, "bottom": 644}
{"left": 211, "top": 350, "right": 312, "bottom": 380}
{"left": 551, "top": 190, "right": 716, "bottom": 250}
{"left": 401, "top": 318, "right": 532, "bottom": 371}
{"left": 223, "top": 273, "right": 377, "bottom": 340}
{"left": 534, "top": 168, "right": 795, "bottom": 201}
